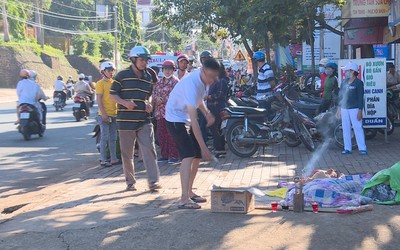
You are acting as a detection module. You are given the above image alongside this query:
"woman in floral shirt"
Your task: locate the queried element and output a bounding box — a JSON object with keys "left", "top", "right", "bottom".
{"left": 153, "top": 60, "right": 180, "bottom": 163}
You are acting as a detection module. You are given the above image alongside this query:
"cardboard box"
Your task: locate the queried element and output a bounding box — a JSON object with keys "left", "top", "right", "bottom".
{"left": 211, "top": 187, "right": 255, "bottom": 214}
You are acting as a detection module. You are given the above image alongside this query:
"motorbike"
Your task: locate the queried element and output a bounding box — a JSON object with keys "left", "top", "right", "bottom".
{"left": 220, "top": 83, "right": 316, "bottom": 158}
{"left": 66, "top": 84, "right": 74, "bottom": 99}
{"left": 73, "top": 95, "right": 91, "bottom": 122}
{"left": 53, "top": 92, "right": 65, "bottom": 111}
{"left": 17, "top": 102, "right": 46, "bottom": 140}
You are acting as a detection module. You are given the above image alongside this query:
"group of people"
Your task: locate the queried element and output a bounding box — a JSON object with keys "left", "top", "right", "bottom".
{"left": 94, "top": 46, "right": 229, "bottom": 209}
{"left": 53, "top": 74, "right": 95, "bottom": 106}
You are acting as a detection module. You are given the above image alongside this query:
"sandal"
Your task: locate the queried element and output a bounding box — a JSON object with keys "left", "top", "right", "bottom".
{"left": 100, "top": 161, "right": 111, "bottom": 167}
{"left": 178, "top": 201, "right": 201, "bottom": 209}
{"left": 191, "top": 195, "right": 207, "bottom": 203}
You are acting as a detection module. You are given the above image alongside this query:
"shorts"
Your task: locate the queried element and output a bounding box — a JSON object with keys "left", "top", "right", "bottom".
{"left": 166, "top": 121, "right": 202, "bottom": 160}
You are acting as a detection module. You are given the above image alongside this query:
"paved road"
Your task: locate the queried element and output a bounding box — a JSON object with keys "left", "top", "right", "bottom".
{"left": 0, "top": 100, "right": 99, "bottom": 209}
{"left": 1, "top": 99, "right": 400, "bottom": 250}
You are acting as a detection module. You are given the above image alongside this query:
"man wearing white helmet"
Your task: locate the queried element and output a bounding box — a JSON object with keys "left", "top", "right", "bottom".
{"left": 110, "top": 45, "right": 161, "bottom": 191}
{"left": 96, "top": 62, "right": 119, "bottom": 167}
{"left": 74, "top": 73, "right": 92, "bottom": 97}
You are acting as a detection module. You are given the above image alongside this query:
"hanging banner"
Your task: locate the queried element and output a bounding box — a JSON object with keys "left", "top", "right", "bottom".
{"left": 338, "top": 58, "right": 387, "bottom": 128}
{"left": 342, "top": 0, "right": 390, "bottom": 19}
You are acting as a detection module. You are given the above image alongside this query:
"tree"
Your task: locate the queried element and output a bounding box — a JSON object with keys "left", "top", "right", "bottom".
{"left": 154, "top": 0, "right": 343, "bottom": 74}
{"left": 142, "top": 40, "right": 162, "bottom": 54}
{"left": 5, "top": 1, "right": 28, "bottom": 41}
{"left": 116, "top": 1, "right": 141, "bottom": 54}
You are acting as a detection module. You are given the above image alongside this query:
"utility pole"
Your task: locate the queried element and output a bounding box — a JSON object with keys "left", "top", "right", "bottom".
{"left": 40, "top": 0, "right": 44, "bottom": 48}
{"left": 114, "top": 5, "right": 118, "bottom": 69}
{"left": 2, "top": 0, "right": 10, "bottom": 42}
{"left": 35, "top": 0, "right": 44, "bottom": 48}
{"left": 319, "top": 28, "right": 324, "bottom": 61}
{"left": 161, "top": 23, "right": 165, "bottom": 52}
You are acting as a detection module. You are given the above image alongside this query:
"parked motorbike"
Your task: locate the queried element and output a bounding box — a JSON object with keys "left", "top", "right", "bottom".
{"left": 73, "top": 95, "right": 90, "bottom": 122}
{"left": 53, "top": 92, "right": 65, "bottom": 111}
{"left": 220, "top": 83, "right": 316, "bottom": 158}
{"left": 17, "top": 102, "right": 46, "bottom": 140}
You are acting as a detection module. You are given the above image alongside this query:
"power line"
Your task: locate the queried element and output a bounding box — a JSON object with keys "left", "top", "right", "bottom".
{"left": 2, "top": 12, "right": 116, "bottom": 35}
{"left": 51, "top": 0, "right": 114, "bottom": 14}
{"left": 9, "top": 0, "right": 113, "bottom": 20}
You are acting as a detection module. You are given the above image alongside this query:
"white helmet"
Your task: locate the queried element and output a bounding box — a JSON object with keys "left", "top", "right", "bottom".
{"left": 29, "top": 70, "right": 37, "bottom": 81}
{"left": 129, "top": 46, "right": 151, "bottom": 59}
{"left": 78, "top": 73, "right": 85, "bottom": 79}
{"left": 100, "top": 61, "right": 116, "bottom": 71}
{"left": 319, "top": 58, "right": 329, "bottom": 66}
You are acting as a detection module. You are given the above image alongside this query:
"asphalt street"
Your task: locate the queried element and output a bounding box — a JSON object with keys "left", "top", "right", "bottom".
{"left": 0, "top": 100, "right": 99, "bottom": 209}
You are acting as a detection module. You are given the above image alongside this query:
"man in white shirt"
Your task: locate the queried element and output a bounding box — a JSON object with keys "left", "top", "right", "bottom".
{"left": 53, "top": 75, "right": 67, "bottom": 105}
{"left": 16, "top": 69, "right": 45, "bottom": 124}
{"left": 165, "top": 58, "right": 220, "bottom": 209}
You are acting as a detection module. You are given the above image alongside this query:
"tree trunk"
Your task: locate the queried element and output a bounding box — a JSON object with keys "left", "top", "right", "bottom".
{"left": 265, "top": 31, "right": 271, "bottom": 64}
{"left": 243, "top": 38, "right": 258, "bottom": 83}
{"left": 2, "top": 0, "right": 10, "bottom": 42}
{"left": 308, "top": 17, "right": 316, "bottom": 75}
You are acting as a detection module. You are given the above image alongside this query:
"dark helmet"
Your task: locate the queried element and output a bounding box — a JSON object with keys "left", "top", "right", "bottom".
{"left": 200, "top": 50, "right": 212, "bottom": 59}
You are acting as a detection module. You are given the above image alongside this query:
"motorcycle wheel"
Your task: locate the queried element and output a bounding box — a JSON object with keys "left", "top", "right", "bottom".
{"left": 378, "top": 117, "right": 394, "bottom": 135}
{"left": 298, "top": 122, "right": 315, "bottom": 152}
{"left": 303, "top": 74, "right": 321, "bottom": 95}
{"left": 284, "top": 133, "right": 302, "bottom": 147}
{"left": 333, "top": 123, "right": 357, "bottom": 149}
{"left": 226, "top": 122, "right": 258, "bottom": 158}
{"left": 22, "top": 126, "right": 31, "bottom": 141}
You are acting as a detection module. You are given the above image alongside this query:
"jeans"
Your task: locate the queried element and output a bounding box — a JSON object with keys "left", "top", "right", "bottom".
{"left": 98, "top": 116, "right": 118, "bottom": 162}
{"left": 119, "top": 123, "right": 160, "bottom": 185}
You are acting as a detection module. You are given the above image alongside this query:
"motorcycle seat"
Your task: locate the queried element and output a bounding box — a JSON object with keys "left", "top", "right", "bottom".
{"left": 229, "top": 106, "right": 268, "bottom": 115}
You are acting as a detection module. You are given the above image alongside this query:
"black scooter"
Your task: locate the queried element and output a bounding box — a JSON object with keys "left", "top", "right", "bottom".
{"left": 17, "top": 101, "right": 46, "bottom": 140}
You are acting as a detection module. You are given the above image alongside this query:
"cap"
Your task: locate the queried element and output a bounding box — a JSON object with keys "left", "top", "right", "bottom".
{"left": 341, "top": 62, "right": 358, "bottom": 72}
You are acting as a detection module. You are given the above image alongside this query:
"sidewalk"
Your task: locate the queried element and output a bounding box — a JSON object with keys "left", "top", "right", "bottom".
{"left": 1, "top": 130, "right": 400, "bottom": 249}
{"left": 0, "top": 88, "right": 53, "bottom": 104}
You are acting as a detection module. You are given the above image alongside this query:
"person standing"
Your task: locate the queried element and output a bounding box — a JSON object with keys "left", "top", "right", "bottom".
{"left": 337, "top": 62, "right": 367, "bottom": 155}
{"left": 175, "top": 54, "right": 189, "bottom": 80}
{"left": 321, "top": 62, "right": 339, "bottom": 111}
{"left": 387, "top": 64, "right": 400, "bottom": 87}
{"left": 110, "top": 46, "right": 161, "bottom": 191}
{"left": 205, "top": 63, "right": 229, "bottom": 158}
{"left": 153, "top": 60, "right": 180, "bottom": 164}
{"left": 166, "top": 58, "right": 220, "bottom": 209}
{"left": 252, "top": 51, "right": 276, "bottom": 118}
{"left": 96, "top": 61, "right": 119, "bottom": 167}
{"left": 318, "top": 58, "right": 329, "bottom": 95}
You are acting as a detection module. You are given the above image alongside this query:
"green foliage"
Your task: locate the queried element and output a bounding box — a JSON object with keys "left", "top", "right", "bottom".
{"left": 72, "top": 36, "right": 87, "bottom": 55}
{"left": 142, "top": 40, "right": 162, "bottom": 54}
{"left": 6, "top": 1, "right": 27, "bottom": 41}
{"left": 99, "top": 34, "right": 115, "bottom": 59}
{"left": 117, "top": 1, "right": 141, "bottom": 54}
{"left": 86, "top": 35, "right": 100, "bottom": 56}
{"left": 0, "top": 41, "right": 65, "bottom": 57}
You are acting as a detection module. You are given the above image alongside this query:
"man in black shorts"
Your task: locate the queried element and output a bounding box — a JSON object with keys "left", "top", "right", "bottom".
{"left": 165, "top": 58, "right": 220, "bottom": 209}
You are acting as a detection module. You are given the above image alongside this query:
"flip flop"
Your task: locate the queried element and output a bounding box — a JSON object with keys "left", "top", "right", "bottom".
{"left": 178, "top": 202, "right": 201, "bottom": 209}
{"left": 191, "top": 195, "right": 207, "bottom": 203}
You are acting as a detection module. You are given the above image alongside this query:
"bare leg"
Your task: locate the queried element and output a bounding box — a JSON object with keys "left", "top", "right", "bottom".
{"left": 179, "top": 157, "right": 194, "bottom": 203}
{"left": 189, "top": 158, "right": 200, "bottom": 197}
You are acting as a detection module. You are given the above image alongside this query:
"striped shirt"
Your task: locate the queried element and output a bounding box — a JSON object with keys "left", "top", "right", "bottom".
{"left": 256, "top": 63, "right": 274, "bottom": 100}
{"left": 110, "top": 66, "right": 157, "bottom": 131}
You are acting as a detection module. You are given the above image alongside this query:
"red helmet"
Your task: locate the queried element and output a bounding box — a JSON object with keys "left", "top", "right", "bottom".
{"left": 19, "top": 69, "right": 30, "bottom": 78}
{"left": 177, "top": 54, "right": 189, "bottom": 63}
{"left": 162, "top": 60, "right": 176, "bottom": 70}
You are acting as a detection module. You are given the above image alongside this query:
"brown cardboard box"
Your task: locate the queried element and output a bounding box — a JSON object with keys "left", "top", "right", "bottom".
{"left": 211, "top": 187, "right": 255, "bottom": 214}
